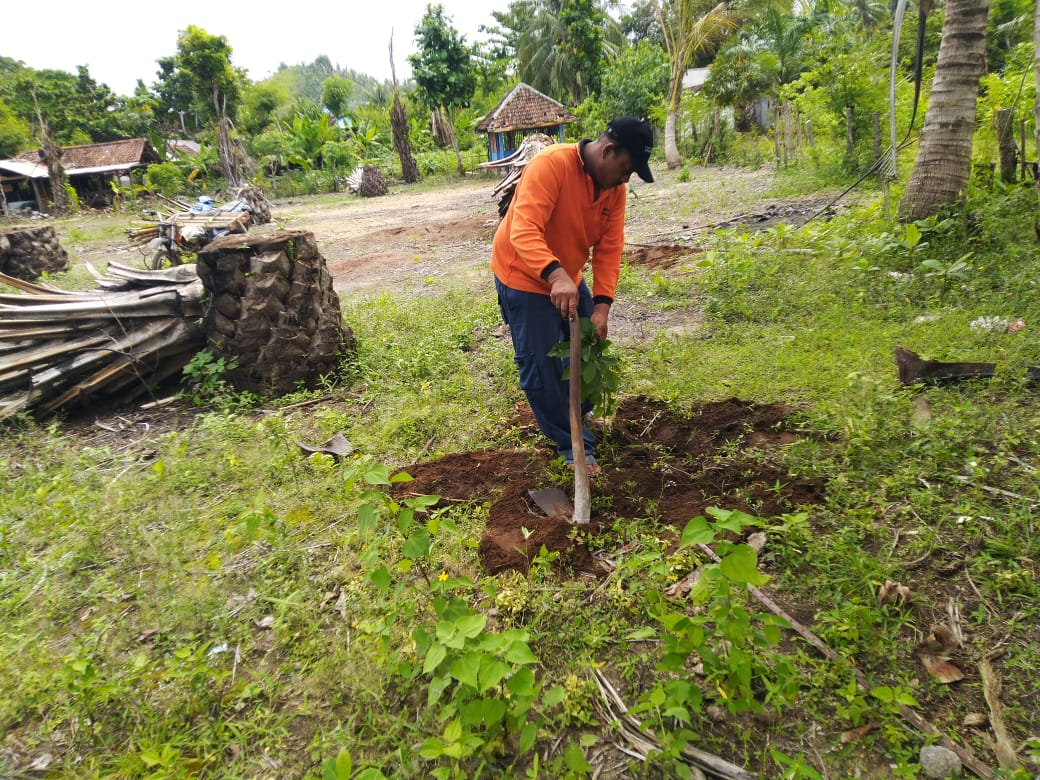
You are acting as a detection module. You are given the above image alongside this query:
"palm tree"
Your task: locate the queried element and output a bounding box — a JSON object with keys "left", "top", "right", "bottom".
{"left": 500, "top": 0, "right": 622, "bottom": 104}
{"left": 654, "top": 0, "right": 738, "bottom": 168}
{"left": 1034, "top": 0, "right": 1040, "bottom": 233}
{"left": 899, "top": 0, "right": 990, "bottom": 221}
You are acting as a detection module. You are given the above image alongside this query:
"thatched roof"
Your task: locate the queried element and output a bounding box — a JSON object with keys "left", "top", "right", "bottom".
{"left": 14, "top": 138, "right": 161, "bottom": 171}
{"left": 476, "top": 83, "right": 576, "bottom": 134}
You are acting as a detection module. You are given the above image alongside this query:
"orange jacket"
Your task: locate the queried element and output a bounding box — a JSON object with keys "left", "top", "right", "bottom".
{"left": 491, "top": 142, "right": 627, "bottom": 302}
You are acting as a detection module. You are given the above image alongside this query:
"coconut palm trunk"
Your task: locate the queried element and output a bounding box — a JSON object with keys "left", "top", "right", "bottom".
{"left": 655, "top": 0, "right": 736, "bottom": 171}
{"left": 898, "top": 0, "right": 990, "bottom": 221}
{"left": 664, "top": 73, "right": 684, "bottom": 169}
{"left": 1034, "top": 0, "right": 1040, "bottom": 235}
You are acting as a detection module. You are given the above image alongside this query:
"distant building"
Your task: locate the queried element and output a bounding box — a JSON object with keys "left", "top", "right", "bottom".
{"left": 682, "top": 67, "right": 711, "bottom": 92}
{"left": 166, "top": 139, "right": 201, "bottom": 158}
{"left": 0, "top": 138, "right": 161, "bottom": 213}
{"left": 476, "top": 83, "right": 577, "bottom": 162}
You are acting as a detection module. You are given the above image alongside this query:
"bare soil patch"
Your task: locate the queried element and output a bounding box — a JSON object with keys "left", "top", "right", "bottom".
{"left": 393, "top": 396, "right": 825, "bottom": 576}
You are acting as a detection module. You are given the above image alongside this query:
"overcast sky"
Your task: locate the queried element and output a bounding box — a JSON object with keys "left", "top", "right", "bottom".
{"left": 4, "top": 1, "right": 497, "bottom": 97}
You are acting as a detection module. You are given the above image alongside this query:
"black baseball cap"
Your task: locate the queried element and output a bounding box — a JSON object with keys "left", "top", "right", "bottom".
{"left": 606, "top": 117, "right": 654, "bottom": 183}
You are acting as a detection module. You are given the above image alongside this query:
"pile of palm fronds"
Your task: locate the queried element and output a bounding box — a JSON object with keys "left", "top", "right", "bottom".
{"left": 478, "top": 133, "right": 556, "bottom": 218}
{"left": 0, "top": 263, "right": 204, "bottom": 420}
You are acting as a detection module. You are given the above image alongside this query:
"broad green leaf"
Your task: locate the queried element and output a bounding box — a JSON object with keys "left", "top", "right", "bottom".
{"left": 454, "top": 613, "right": 487, "bottom": 639}
{"left": 357, "top": 503, "right": 377, "bottom": 533}
{"left": 482, "top": 697, "right": 508, "bottom": 725}
{"left": 419, "top": 737, "right": 445, "bottom": 759}
{"left": 870, "top": 686, "right": 894, "bottom": 703}
{"left": 427, "top": 673, "right": 449, "bottom": 707}
{"left": 478, "top": 656, "right": 511, "bottom": 693}
{"left": 355, "top": 770, "right": 388, "bottom": 780}
{"left": 334, "top": 748, "right": 352, "bottom": 779}
{"left": 904, "top": 221, "right": 921, "bottom": 247}
{"left": 564, "top": 742, "right": 593, "bottom": 771}
{"left": 506, "top": 667, "right": 536, "bottom": 697}
{"left": 402, "top": 530, "right": 431, "bottom": 559}
{"left": 368, "top": 565, "right": 391, "bottom": 593}
{"left": 680, "top": 516, "right": 714, "bottom": 546}
{"left": 423, "top": 643, "right": 447, "bottom": 674}
{"left": 397, "top": 507, "right": 414, "bottom": 535}
{"left": 449, "top": 651, "right": 481, "bottom": 688}
{"left": 719, "top": 545, "right": 768, "bottom": 585}
{"left": 443, "top": 718, "right": 463, "bottom": 742}
{"left": 406, "top": 494, "right": 441, "bottom": 509}
{"left": 519, "top": 721, "right": 538, "bottom": 753}
{"left": 627, "top": 627, "right": 657, "bottom": 640}
{"left": 363, "top": 464, "right": 391, "bottom": 485}
{"left": 504, "top": 641, "right": 538, "bottom": 665}
{"left": 541, "top": 684, "right": 566, "bottom": 708}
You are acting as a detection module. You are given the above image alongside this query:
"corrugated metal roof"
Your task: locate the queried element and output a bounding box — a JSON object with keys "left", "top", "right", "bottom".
{"left": 0, "top": 160, "right": 44, "bottom": 178}
{"left": 0, "top": 159, "right": 152, "bottom": 179}
{"left": 13, "top": 138, "right": 161, "bottom": 170}
{"left": 476, "top": 83, "right": 576, "bottom": 134}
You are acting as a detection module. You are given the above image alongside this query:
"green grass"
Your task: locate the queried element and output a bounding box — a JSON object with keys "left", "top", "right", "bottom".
{"left": 3, "top": 172, "right": 1040, "bottom": 778}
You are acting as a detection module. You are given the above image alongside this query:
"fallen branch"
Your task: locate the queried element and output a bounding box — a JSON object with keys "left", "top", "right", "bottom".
{"left": 695, "top": 543, "right": 997, "bottom": 779}
{"left": 979, "top": 650, "right": 1019, "bottom": 770}
{"left": 593, "top": 668, "right": 753, "bottom": 780}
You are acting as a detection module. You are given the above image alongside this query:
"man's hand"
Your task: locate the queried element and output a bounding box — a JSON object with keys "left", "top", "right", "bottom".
{"left": 591, "top": 302, "right": 610, "bottom": 341}
{"left": 547, "top": 267, "right": 578, "bottom": 319}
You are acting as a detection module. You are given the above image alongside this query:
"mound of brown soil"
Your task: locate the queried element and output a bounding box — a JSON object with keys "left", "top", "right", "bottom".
{"left": 396, "top": 397, "right": 825, "bottom": 576}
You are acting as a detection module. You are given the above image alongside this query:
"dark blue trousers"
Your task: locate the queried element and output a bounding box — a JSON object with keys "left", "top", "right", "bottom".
{"left": 495, "top": 276, "right": 595, "bottom": 461}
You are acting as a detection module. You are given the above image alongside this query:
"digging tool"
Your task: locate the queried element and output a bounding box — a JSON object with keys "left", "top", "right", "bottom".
{"left": 528, "top": 316, "right": 592, "bottom": 523}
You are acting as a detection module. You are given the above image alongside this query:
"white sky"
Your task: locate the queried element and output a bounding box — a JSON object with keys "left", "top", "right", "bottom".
{"left": 3, "top": 1, "right": 498, "bottom": 97}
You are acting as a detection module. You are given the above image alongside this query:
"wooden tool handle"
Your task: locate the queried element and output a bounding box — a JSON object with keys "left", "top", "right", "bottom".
{"left": 570, "top": 316, "right": 591, "bottom": 523}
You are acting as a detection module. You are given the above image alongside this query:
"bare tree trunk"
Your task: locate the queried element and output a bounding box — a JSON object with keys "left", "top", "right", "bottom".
{"left": 432, "top": 107, "right": 465, "bottom": 176}
{"left": 995, "top": 108, "right": 1016, "bottom": 182}
{"left": 845, "top": 107, "right": 856, "bottom": 168}
{"left": 664, "top": 73, "right": 682, "bottom": 169}
{"left": 216, "top": 117, "right": 255, "bottom": 191}
{"left": 388, "top": 35, "right": 421, "bottom": 184}
{"left": 391, "top": 94, "right": 421, "bottom": 183}
{"left": 872, "top": 111, "right": 882, "bottom": 166}
{"left": 38, "top": 140, "right": 70, "bottom": 216}
{"left": 1019, "top": 118, "right": 1027, "bottom": 180}
{"left": 1034, "top": 0, "right": 1040, "bottom": 236}
{"left": 31, "top": 89, "right": 70, "bottom": 216}
{"left": 899, "top": 0, "right": 990, "bottom": 221}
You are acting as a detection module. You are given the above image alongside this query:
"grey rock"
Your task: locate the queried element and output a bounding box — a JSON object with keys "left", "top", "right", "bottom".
{"left": 919, "top": 745, "right": 961, "bottom": 778}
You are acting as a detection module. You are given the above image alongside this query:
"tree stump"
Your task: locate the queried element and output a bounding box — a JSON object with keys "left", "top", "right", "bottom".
{"left": 0, "top": 225, "right": 70, "bottom": 280}
{"left": 231, "top": 184, "right": 273, "bottom": 225}
{"left": 195, "top": 230, "right": 354, "bottom": 396}
{"left": 346, "top": 166, "right": 388, "bottom": 198}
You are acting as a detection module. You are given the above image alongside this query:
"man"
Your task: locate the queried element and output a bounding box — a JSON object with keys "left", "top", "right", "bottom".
{"left": 491, "top": 117, "right": 654, "bottom": 471}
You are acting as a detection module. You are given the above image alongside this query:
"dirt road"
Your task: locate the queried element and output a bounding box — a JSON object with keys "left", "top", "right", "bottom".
{"left": 266, "top": 165, "right": 827, "bottom": 342}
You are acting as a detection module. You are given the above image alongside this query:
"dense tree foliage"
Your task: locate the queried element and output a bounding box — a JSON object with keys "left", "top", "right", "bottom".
{"left": 169, "top": 26, "right": 243, "bottom": 121}
{"left": 409, "top": 4, "right": 478, "bottom": 113}
{"left": 0, "top": 63, "right": 133, "bottom": 148}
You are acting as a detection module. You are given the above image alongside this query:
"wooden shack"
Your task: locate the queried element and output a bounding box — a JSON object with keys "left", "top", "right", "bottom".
{"left": 0, "top": 138, "right": 161, "bottom": 213}
{"left": 476, "top": 83, "right": 577, "bottom": 163}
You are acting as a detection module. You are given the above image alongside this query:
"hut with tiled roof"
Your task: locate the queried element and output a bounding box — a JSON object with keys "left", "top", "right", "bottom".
{"left": 1, "top": 138, "right": 161, "bottom": 213}
{"left": 476, "top": 83, "right": 577, "bottom": 162}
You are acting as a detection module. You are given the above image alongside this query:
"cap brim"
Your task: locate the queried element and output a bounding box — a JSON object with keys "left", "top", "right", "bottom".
{"left": 634, "top": 160, "right": 654, "bottom": 183}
